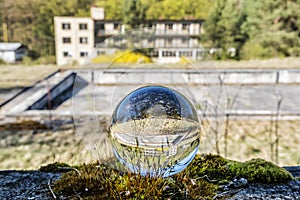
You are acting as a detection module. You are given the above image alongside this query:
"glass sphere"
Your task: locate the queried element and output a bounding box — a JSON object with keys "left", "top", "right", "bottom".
{"left": 109, "top": 85, "right": 200, "bottom": 177}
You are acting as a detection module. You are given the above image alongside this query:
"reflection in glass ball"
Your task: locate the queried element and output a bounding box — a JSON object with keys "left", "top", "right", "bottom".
{"left": 109, "top": 85, "right": 200, "bottom": 177}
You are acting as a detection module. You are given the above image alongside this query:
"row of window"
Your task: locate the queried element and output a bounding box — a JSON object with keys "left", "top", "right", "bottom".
{"left": 108, "top": 38, "right": 190, "bottom": 45}
{"left": 62, "top": 37, "right": 89, "bottom": 44}
{"left": 104, "top": 23, "right": 192, "bottom": 30}
{"left": 160, "top": 51, "right": 205, "bottom": 57}
{"left": 96, "top": 50, "right": 205, "bottom": 58}
{"left": 62, "top": 23, "right": 88, "bottom": 30}
{"left": 63, "top": 51, "right": 88, "bottom": 57}
{"left": 63, "top": 37, "right": 190, "bottom": 45}
{"left": 62, "top": 22, "right": 196, "bottom": 31}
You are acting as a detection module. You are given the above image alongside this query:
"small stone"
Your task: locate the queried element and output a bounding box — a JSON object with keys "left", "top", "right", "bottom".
{"left": 227, "top": 178, "right": 248, "bottom": 189}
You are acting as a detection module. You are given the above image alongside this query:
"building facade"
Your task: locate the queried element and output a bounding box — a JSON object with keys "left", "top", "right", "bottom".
{"left": 54, "top": 17, "right": 94, "bottom": 66}
{"left": 54, "top": 8, "right": 204, "bottom": 65}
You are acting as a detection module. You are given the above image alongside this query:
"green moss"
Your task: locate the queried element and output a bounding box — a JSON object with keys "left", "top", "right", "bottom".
{"left": 39, "top": 162, "right": 71, "bottom": 172}
{"left": 188, "top": 154, "right": 293, "bottom": 184}
{"left": 53, "top": 163, "right": 217, "bottom": 199}
{"left": 188, "top": 154, "right": 233, "bottom": 181}
{"left": 51, "top": 154, "right": 293, "bottom": 199}
{"left": 228, "top": 158, "right": 293, "bottom": 183}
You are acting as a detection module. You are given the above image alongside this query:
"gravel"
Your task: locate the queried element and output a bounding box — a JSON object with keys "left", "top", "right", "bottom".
{"left": 228, "top": 180, "right": 300, "bottom": 200}
{"left": 0, "top": 170, "right": 61, "bottom": 200}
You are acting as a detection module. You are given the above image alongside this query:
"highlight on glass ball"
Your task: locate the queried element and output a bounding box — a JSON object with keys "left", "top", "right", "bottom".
{"left": 109, "top": 85, "right": 200, "bottom": 177}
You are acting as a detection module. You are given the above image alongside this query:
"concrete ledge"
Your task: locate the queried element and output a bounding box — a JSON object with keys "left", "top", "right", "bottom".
{"left": 5, "top": 110, "right": 300, "bottom": 121}
{"left": 75, "top": 69, "right": 300, "bottom": 85}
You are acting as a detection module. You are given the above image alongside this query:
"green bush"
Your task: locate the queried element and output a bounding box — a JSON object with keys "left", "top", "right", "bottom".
{"left": 34, "top": 55, "right": 56, "bottom": 65}
{"left": 22, "top": 55, "right": 56, "bottom": 65}
{"left": 0, "top": 58, "right": 7, "bottom": 64}
{"left": 240, "top": 41, "right": 271, "bottom": 59}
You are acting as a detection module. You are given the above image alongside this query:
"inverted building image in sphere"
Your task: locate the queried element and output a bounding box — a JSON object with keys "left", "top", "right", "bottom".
{"left": 109, "top": 85, "right": 200, "bottom": 177}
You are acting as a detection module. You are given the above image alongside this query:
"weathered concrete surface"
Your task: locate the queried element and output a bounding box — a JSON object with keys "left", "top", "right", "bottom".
{"left": 0, "top": 170, "right": 61, "bottom": 200}
{"left": 1, "top": 71, "right": 80, "bottom": 114}
{"left": 75, "top": 68, "right": 300, "bottom": 85}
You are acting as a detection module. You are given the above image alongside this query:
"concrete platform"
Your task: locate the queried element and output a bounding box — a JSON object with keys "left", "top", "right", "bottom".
{"left": 1, "top": 68, "right": 300, "bottom": 121}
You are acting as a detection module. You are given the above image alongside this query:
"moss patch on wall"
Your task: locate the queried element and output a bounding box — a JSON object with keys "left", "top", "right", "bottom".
{"left": 188, "top": 154, "right": 293, "bottom": 184}
{"left": 49, "top": 154, "right": 293, "bottom": 199}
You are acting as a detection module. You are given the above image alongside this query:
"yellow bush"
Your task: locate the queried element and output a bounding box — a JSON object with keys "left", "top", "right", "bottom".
{"left": 92, "top": 50, "right": 152, "bottom": 64}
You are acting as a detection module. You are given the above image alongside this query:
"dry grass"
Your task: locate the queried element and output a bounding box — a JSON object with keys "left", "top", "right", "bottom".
{"left": 216, "top": 120, "right": 300, "bottom": 166}
{"left": 0, "top": 122, "right": 93, "bottom": 170}
{"left": 0, "top": 119, "right": 299, "bottom": 170}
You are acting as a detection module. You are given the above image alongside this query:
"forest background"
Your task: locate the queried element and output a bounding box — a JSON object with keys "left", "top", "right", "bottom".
{"left": 0, "top": 0, "right": 300, "bottom": 63}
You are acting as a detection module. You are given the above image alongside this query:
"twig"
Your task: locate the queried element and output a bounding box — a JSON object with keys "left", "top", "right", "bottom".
{"left": 48, "top": 179, "right": 57, "bottom": 199}
{"left": 192, "top": 175, "right": 218, "bottom": 183}
{"left": 224, "top": 84, "right": 244, "bottom": 157}
{"left": 58, "top": 167, "right": 81, "bottom": 176}
{"left": 73, "top": 188, "right": 83, "bottom": 200}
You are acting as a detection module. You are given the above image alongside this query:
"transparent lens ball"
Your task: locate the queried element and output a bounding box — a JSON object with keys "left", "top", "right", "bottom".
{"left": 109, "top": 85, "right": 200, "bottom": 177}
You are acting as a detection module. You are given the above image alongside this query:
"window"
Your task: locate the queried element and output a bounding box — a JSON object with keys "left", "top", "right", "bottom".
{"left": 63, "top": 51, "right": 70, "bottom": 57}
{"left": 162, "top": 51, "right": 175, "bottom": 57}
{"left": 166, "top": 38, "right": 173, "bottom": 46}
{"left": 113, "top": 23, "right": 119, "bottom": 30}
{"left": 79, "top": 23, "right": 88, "bottom": 30}
{"left": 79, "top": 37, "right": 88, "bottom": 44}
{"left": 62, "top": 37, "right": 71, "bottom": 43}
{"left": 149, "top": 50, "right": 158, "bottom": 57}
{"left": 182, "top": 23, "right": 189, "bottom": 31}
{"left": 97, "top": 51, "right": 105, "bottom": 56}
{"left": 148, "top": 23, "right": 155, "bottom": 28}
{"left": 167, "top": 23, "right": 173, "bottom": 30}
{"left": 80, "top": 51, "right": 88, "bottom": 57}
{"left": 114, "top": 37, "right": 122, "bottom": 43}
{"left": 179, "top": 51, "right": 192, "bottom": 57}
{"left": 147, "top": 38, "right": 154, "bottom": 44}
{"left": 182, "top": 38, "right": 188, "bottom": 45}
{"left": 62, "top": 23, "right": 71, "bottom": 30}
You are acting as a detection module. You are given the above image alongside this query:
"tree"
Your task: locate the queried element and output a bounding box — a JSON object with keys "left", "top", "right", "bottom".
{"left": 145, "top": 0, "right": 213, "bottom": 20}
{"left": 240, "top": 0, "right": 300, "bottom": 59}
{"left": 122, "top": 0, "right": 147, "bottom": 29}
{"left": 203, "top": 0, "right": 227, "bottom": 50}
{"left": 103, "top": 0, "right": 123, "bottom": 20}
{"left": 203, "top": 0, "right": 300, "bottom": 59}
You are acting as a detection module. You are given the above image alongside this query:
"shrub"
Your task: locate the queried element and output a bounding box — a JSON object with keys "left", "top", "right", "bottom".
{"left": 240, "top": 41, "right": 271, "bottom": 60}
{"left": 0, "top": 58, "right": 6, "bottom": 65}
{"left": 92, "top": 50, "right": 152, "bottom": 64}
